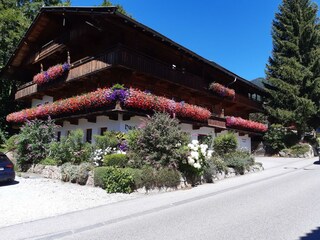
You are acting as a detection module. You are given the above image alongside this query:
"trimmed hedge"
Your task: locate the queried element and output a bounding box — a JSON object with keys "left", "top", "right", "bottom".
{"left": 94, "top": 166, "right": 181, "bottom": 193}
{"left": 94, "top": 167, "right": 134, "bottom": 193}
{"left": 103, "top": 154, "right": 128, "bottom": 168}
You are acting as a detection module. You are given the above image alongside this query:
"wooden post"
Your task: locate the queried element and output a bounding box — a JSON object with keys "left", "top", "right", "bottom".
{"left": 40, "top": 63, "right": 43, "bottom": 72}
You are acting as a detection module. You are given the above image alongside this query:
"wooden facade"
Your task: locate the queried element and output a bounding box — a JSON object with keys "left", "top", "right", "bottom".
{"left": 2, "top": 7, "right": 266, "bottom": 146}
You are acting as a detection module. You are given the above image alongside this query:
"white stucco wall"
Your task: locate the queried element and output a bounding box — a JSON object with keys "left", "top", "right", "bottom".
{"left": 32, "top": 95, "right": 54, "bottom": 107}
{"left": 55, "top": 114, "right": 251, "bottom": 151}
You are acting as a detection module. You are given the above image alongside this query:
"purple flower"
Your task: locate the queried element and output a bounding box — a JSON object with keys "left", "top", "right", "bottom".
{"left": 62, "top": 63, "right": 71, "bottom": 71}
{"left": 119, "top": 140, "right": 128, "bottom": 152}
{"left": 106, "top": 89, "right": 129, "bottom": 102}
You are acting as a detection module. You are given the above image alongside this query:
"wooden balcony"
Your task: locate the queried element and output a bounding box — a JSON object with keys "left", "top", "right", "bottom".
{"left": 15, "top": 45, "right": 262, "bottom": 112}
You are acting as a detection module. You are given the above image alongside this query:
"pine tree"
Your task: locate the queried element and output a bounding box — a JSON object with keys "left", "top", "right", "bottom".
{"left": 265, "top": 0, "right": 320, "bottom": 139}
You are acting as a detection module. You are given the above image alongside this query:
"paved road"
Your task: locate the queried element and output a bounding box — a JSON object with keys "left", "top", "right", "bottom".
{"left": 2, "top": 157, "right": 320, "bottom": 240}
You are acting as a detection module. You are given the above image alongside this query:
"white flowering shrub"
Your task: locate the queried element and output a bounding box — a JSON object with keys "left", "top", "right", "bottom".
{"left": 187, "top": 140, "right": 213, "bottom": 170}
{"left": 92, "top": 147, "right": 127, "bottom": 166}
{"left": 92, "top": 147, "right": 113, "bottom": 166}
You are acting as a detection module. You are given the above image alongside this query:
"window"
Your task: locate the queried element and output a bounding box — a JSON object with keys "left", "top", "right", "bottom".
{"left": 57, "top": 131, "right": 61, "bottom": 142}
{"left": 86, "top": 129, "right": 92, "bottom": 143}
{"left": 198, "top": 134, "right": 208, "bottom": 144}
{"left": 100, "top": 127, "right": 108, "bottom": 136}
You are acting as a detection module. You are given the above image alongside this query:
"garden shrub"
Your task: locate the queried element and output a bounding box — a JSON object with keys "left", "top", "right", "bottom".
{"left": 203, "top": 155, "right": 227, "bottom": 183}
{"left": 213, "top": 132, "right": 237, "bottom": 156}
{"left": 0, "top": 129, "right": 7, "bottom": 146}
{"left": 77, "top": 162, "right": 93, "bottom": 185}
{"left": 17, "top": 119, "right": 57, "bottom": 166}
{"left": 60, "top": 162, "right": 93, "bottom": 185}
{"left": 156, "top": 168, "right": 181, "bottom": 190}
{"left": 40, "top": 157, "right": 58, "bottom": 166}
{"left": 103, "top": 153, "right": 128, "bottom": 168}
{"left": 94, "top": 167, "right": 108, "bottom": 188}
{"left": 222, "top": 150, "right": 255, "bottom": 175}
{"left": 94, "top": 131, "right": 119, "bottom": 150}
{"left": 2, "top": 134, "right": 18, "bottom": 152}
{"left": 49, "top": 129, "right": 92, "bottom": 165}
{"left": 287, "top": 144, "right": 311, "bottom": 156}
{"left": 124, "top": 168, "right": 143, "bottom": 189}
{"left": 140, "top": 166, "right": 157, "bottom": 192}
{"left": 128, "top": 112, "right": 189, "bottom": 169}
{"left": 97, "top": 167, "right": 134, "bottom": 193}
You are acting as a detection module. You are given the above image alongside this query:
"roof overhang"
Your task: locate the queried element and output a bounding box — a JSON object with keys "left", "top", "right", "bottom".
{"left": 0, "top": 6, "right": 265, "bottom": 93}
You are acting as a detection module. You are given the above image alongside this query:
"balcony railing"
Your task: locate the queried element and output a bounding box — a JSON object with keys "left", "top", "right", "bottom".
{"left": 15, "top": 45, "right": 261, "bottom": 111}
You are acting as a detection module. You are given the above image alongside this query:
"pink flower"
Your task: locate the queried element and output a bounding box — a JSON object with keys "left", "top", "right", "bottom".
{"left": 226, "top": 116, "right": 267, "bottom": 132}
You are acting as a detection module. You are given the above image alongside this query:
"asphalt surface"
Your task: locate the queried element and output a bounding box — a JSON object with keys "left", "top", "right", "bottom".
{"left": 1, "top": 157, "right": 320, "bottom": 240}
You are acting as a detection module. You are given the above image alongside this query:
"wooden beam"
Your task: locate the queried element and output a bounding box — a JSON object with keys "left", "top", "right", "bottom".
{"left": 86, "top": 116, "right": 96, "bottom": 123}
{"left": 69, "top": 119, "right": 79, "bottom": 125}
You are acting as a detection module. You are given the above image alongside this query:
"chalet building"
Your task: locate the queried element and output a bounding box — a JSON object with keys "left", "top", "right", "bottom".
{"left": 2, "top": 7, "right": 267, "bottom": 152}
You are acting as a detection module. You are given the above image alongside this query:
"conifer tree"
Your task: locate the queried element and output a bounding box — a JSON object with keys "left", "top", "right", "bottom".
{"left": 265, "top": 0, "right": 320, "bottom": 139}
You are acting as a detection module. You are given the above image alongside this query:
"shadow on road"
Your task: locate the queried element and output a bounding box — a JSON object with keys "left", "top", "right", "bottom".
{"left": 0, "top": 180, "right": 19, "bottom": 187}
{"left": 300, "top": 227, "right": 320, "bottom": 240}
{"left": 313, "top": 160, "right": 320, "bottom": 165}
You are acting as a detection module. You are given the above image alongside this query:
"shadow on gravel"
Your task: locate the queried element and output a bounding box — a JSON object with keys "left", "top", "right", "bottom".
{"left": 300, "top": 227, "right": 320, "bottom": 240}
{"left": 313, "top": 160, "right": 320, "bottom": 165}
{"left": 0, "top": 180, "right": 19, "bottom": 187}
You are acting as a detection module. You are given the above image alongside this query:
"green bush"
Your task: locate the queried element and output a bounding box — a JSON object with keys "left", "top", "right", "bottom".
{"left": 156, "top": 168, "right": 181, "bottom": 190}
{"left": 61, "top": 162, "right": 93, "bottom": 185}
{"left": 61, "top": 163, "right": 77, "bottom": 183}
{"left": 94, "top": 167, "right": 108, "bottom": 188}
{"left": 17, "top": 119, "right": 57, "bottom": 166}
{"left": 40, "top": 157, "right": 58, "bottom": 166}
{"left": 213, "top": 132, "right": 237, "bottom": 156}
{"left": 290, "top": 144, "right": 310, "bottom": 156}
{"left": 124, "top": 168, "right": 143, "bottom": 189}
{"left": 2, "top": 134, "right": 18, "bottom": 152}
{"left": 203, "top": 155, "right": 227, "bottom": 183}
{"left": 0, "top": 129, "right": 7, "bottom": 146}
{"left": 103, "top": 153, "right": 128, "bottom": 167}
{"left": 222, "top": 150, "right": 255, "bottom": 175}
{"left": 140, "top": 166, "right": 157, "bottom": 192}
{"left": 128, "top": 112, "right": 189, "bottom": 169}
{"left": 93, "top": 131, "right": 119, "bottom": 150}
{"left": 49, "top": 129, "right": 92, "bottom": 165}
{"left": 93, "top": 167, "right": 134, "bottom": 193}
{"left": 77, "top": 162, "right": 93, "bottom": 185}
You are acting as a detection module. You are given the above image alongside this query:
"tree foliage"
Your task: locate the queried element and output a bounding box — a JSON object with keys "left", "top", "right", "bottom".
{"left": 264, "top": 0, "right": 320, "bottom": 138}
{"left": 0, "top": 0, "right": 69, "bottom": 132}
{"left": 101, "top": 0, "right": 132, "bottom": 17}
{"left": 128, "top": 112, "right": 189, "bottom": 169}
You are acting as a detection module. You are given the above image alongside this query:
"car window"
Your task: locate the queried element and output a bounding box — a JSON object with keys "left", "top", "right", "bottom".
{"left": 0, "top": 155, "right": 9, "bottom": 162}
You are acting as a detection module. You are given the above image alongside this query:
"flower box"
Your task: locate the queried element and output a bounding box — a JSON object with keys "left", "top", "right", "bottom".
{"left": 209, "top": 83, "right": 235, "bottom": 99}
{"left": 226, "top": 116, "right": 268, "bottom": 132}
{"left": 33, "top": 63, "right": 70, "bottom": 86}
{"left": 7, "top": 86, "right": 212, "bottom": 123}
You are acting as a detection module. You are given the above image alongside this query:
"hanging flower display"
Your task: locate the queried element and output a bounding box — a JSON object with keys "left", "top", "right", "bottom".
{"left": 226, "top": 116, "right": 268, "bottom": 132}
{"left": 6, "top": 85, "right": 212, "bottom": 123}
{"left": 209, "top": 82, "right": 235, "bottom": 99}
{"left": 124, "top": 88, "right": 212, "bottom": 122}
{"left": 33, "top": 63, "right": 71, "bottom": 86}
{"left": 6, "top": 88, "right": 113, "bottom": 123}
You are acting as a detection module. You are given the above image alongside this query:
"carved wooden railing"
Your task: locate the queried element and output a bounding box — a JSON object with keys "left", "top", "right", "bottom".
{"left": 15, "top": 45, "right": 262, "bottom": 112}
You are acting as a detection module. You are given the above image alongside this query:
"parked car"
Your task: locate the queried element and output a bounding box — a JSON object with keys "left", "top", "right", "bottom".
{"left": 0, "top": 152, "right": 15, "bottom": 183}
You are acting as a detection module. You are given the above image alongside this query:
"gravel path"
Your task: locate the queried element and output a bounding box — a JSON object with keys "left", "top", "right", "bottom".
{"left": 0, "top": 176, "right": 141, "bottom": 228}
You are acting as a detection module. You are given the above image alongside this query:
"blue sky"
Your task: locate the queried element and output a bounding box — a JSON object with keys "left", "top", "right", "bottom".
{"left": 72, "top": 0, "right": 320, "bottom": 81}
